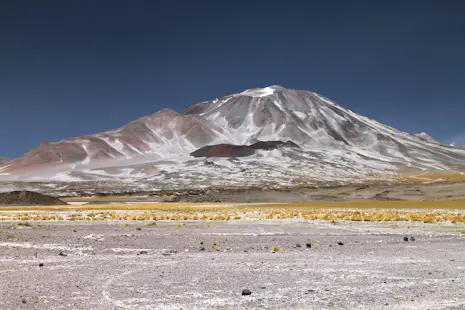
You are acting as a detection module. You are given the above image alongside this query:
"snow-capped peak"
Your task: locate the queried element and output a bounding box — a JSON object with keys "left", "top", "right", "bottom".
{"left": 238, "top": 86, "right": 282, "bottom": 98}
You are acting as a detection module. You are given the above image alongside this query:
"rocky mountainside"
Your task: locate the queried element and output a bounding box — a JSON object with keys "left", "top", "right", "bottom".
{"left": 1, "top": 86, "right": 465, "bottom": 187}
{"left": 0, "top": 157, "right": 10, "bottom": 165}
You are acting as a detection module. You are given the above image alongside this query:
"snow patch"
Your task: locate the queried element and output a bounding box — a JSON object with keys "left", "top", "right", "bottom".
{"left": 239, "top": 87, "right": 275, "bottom": 98}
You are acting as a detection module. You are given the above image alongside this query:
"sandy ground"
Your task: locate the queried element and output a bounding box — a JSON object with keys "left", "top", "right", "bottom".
{"left": 1, "top": 220, "right": 464, "bottom": 310}
{"left": 3, "top": 180, "right": 465, "bottom": 203}
{"left": 172, "top": 182, "right": 465, "bottom": 203}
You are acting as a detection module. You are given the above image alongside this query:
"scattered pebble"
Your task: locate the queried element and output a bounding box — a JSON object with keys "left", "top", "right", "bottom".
{"left": 58, "top": 251, "right": 67, "bottom": 257}
{"left": 199, "top": 247, "right": 205, "bottom": 251}
{"left": 403, "top": 236, "right": 409, "bottom": 242}
{"left": 306, "top": 243, "right": 312, "bottom": 248}
{"left": 39, "top": 263, "right": 44, "bottom": 267}
{"left": 242, "top": 289, "right": 252, "bottom": 296}
{"left": 162, "top": 249, "right": 177, "bottom": 256}
{"left": 138, "top": 251, "right": 148, "bottom": 255}
{"left": 337, "top": 242, "right": 344, "bottom": 246}
{"left": 22, "top": 299, "right": 26, "bottom": 304}
{"left": 410, "top": 236, "right": 416, "bottom": 241}
{"left": 296, "top": 243, "right": 302, "bottom": 248}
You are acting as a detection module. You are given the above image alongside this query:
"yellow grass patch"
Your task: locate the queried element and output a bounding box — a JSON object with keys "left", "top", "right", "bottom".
{"left": 2, "top": 200, "right": 465, "bottom": 212}
{"left": 1, "top": 200, "right": 465, "bottom": 224}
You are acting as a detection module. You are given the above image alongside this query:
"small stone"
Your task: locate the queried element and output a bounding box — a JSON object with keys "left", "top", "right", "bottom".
{"left": 199, "top": 247, "right": 205, "bottom": 251}
{"left": 296, "top": 243, "right": 302, "bottom": 248}
{"left": 73, "top": 229, "right": 77, "bottom": 232}
{"left": 410, "top": 236, "right": 415, "bottom": 241}
{"left": 306, "top": 243, "right": 312, "bottom": 248}
{"left": 58, "top": 251, "right": 67, "bottom": 257}
{"left": 403, "top": 236, "right": 409, "bottom": 242}
{"left": 242, "top": 289, "right": 252, "bottom": 296}
{"left": 22, "top": 299, "right": 26, "bottom": 304}
{"left": 260, "top": 286, "right": 266, "bottom": 289}
{"left": 337, "top": 242, "right": 344, "bottom": 246}
{"left": 39, "top": 263, "right": 44, "bottom": 267}
{"left": 139, "top": 251, "right": 148, "bottom": 255}
{"left": 162, "top": 249, "right": 177, "bottom": 256}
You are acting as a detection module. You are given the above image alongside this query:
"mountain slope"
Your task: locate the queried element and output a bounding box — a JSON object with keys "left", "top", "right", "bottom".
{"left": 1, "top": 109, "right": 229, "bottom": 177}
{"left": 1, "top": 85, "right": 465, "bottom": 186}
{"left": 0, "top": 157, "right": 10, "bottom": 165}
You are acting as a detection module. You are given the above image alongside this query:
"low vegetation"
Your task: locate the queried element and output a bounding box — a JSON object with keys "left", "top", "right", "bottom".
{"left": 0, "top": 201, "right": 465, "bottom": 224}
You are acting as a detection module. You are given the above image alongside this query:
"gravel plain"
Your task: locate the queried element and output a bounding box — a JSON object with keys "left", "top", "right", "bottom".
{"left": 0, "top": 220, "right": 464, "bottom": 309}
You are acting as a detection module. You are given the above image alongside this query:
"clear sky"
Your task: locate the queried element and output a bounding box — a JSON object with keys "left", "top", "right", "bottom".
{"left": 1, "top": 0, "right": 464, "bottom": 158}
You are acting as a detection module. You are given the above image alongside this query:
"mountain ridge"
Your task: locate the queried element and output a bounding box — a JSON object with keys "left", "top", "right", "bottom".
{"left": 1, "top": 85, "right": 464, "bottom": 186}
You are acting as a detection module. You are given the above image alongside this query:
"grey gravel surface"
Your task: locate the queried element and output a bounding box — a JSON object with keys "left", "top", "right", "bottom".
{"left": 0, "top": 221, "right": 464, "bottom": 309}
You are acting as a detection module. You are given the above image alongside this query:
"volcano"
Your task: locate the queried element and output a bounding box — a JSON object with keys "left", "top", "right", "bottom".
{"left": 1, "top": 86, "right": 465, "bottom": 187}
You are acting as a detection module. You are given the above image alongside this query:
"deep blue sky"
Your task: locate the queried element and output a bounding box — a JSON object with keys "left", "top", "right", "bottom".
{"left": 1, "top": 1, "right": 464, "bottom": 158}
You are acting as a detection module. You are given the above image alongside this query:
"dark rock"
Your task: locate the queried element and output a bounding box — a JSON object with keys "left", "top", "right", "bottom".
{"left": 242, "top": 289, "right": 252, "bottom": 296}
{"left": 0, "top": 191, "right": 68, "bottom": 206}
{"left": 39, "top": 263, "right": 44, "bottom": 267}
{"left": 191, "top": 144, "right": 255, "bottom": 158}
{"left": 58, "top": 251, "right": 67, "bottom": 257}
{"left": 199, "top": 247, "right": 205, "bottom": 251}
{"left": 403, "top": 236, "right": 409, "bottom": 242}
{"left": 410, "top": 236, "right": 415, "bottom": 241}
{"left": 296, "top": 243, "right": 302, "bottom": 248}
{"left": 138, "top": 251, "right": 148, "bottom": 255}
{"left": 306, "top": 243, "right": 312, "bottom": 248}
{"left": 337, "top": 242, "right": 344, "bottom": 246}
{"left": 22, "top": 299, "right": 26, "bottom": 304}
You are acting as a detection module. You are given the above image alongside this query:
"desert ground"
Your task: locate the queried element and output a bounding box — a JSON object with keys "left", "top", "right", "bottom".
{"left": 1, "top": 182, "right": 465, "bottom": 309}
{"left": 0, "top": 220, "right": 464, "bottom": 310}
